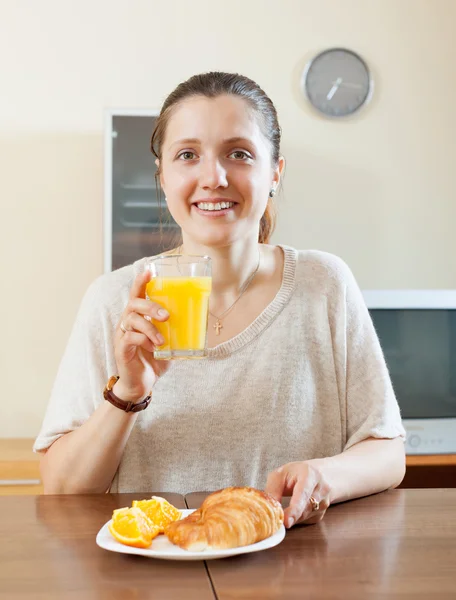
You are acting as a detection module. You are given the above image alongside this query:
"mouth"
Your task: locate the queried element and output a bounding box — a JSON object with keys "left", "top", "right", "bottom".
{"left": 191, "top": 199, "right": 238, "bottom": 217}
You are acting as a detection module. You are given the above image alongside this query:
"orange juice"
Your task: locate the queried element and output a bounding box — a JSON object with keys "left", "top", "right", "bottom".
{"left": 146, "top": 276, "right": 212, "bottom": 359}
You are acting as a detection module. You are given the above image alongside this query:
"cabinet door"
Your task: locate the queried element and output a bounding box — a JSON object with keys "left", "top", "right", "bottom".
{"left": 109, "top": 114, "right": 180, "bottom": 271}
{"left": 0, "top": 463, "right": 42, "bottom": 495}
{"left": 0, "top": 483, "right": 43, "bottom": 496}
{"left": 0, "top": 440, "right": 42, "bottom": 495}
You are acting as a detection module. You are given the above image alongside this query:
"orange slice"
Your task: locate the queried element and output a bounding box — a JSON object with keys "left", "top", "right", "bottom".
{"left": 132, "top": 496, "right": 182, "bottom": 533}
{"left": 108, "top": 506, "right": 160, "bottom": 548}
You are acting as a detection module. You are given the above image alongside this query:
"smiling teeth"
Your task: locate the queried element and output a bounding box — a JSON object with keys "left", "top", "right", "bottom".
{"left": 196, "top": 201, "right": 235, "bottom": 211}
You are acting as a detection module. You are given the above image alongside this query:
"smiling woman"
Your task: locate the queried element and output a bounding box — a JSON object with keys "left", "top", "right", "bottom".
{"left": 150, "top": 73, "right": 281, "bottom": 251}
{"left": 35, "top": 72, "right": 406, "bottom": 529}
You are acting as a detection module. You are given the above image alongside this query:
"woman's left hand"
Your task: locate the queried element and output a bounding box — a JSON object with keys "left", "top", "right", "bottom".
{"left": 265, "top": 461, "right": 331, "bottom": 528}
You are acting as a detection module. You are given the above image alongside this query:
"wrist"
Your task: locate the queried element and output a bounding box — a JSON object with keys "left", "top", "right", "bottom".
{"left": 112, "top": 381, "right": 149, "bottom": 404}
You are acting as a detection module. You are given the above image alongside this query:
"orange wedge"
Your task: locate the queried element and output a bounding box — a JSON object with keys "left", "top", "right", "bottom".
{"left": 132, "top": 496, "right": 182, "bottom": 533}
{"left": 108, "top": 507, "right": 160, "bottom": 548}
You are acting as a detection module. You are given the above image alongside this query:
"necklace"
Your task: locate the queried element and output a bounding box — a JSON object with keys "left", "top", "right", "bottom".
{"left": 177, "top": 245, "right": 261, "bottom": 336}
{"left": 209, "top": 251, "right": 261, "bottom": 336}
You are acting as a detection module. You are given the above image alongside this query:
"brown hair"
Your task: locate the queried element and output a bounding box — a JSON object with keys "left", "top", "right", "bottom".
{"left": 150, "top": 71, "right": 281, "bottom": 244}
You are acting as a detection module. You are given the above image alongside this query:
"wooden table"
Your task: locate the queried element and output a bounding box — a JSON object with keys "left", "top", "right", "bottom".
{"left": 0, "top": 492, "right": 214, "bottom": 600}
{"left": 1, "top": 490, "right": 455, "bottom": 599}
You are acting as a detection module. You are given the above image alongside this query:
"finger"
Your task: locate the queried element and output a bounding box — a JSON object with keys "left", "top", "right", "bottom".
{"left": 123, "top": 313, "right": 165, "bottom": 347}
{"left": 284, "top": 471, "right": 318, "bottom": 528}
{"left": 129, "top": 270, "right": 151, "bottom": 302}
{"left": 295, "top": 483, "right": 327, "bottom": 525}
{"left": 117, "top": 331, "right": 156, "bottom": 358}
{"left": 125, "top": 298, "right": 169, "bottom": 322}
{"left": 302, "top": 493, "right": 330, "bottom": 525}
{"left": 318, "top": 496, "right": 331, "bottom": 512}
{"left": 304, "top": 508, "right": 327, "bottom": 525}
{"left": 264, "top": 467, "right": 287, "bottom": 503}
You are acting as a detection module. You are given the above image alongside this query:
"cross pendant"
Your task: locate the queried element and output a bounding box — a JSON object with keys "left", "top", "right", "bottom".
{"left": 214, "top": 319, "right": 223, "bottom": 336}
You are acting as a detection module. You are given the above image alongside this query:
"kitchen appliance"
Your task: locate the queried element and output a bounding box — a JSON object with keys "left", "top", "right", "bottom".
{"left": 364, "top": 290, "right": 456, "bottom": 454}
{"left": 104, "top": 110, "right": 180, "bottom": 272}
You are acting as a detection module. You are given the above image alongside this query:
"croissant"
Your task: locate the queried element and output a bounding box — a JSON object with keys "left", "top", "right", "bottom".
{"left": 165, "top": 486, "right": 284, "bottom": 551}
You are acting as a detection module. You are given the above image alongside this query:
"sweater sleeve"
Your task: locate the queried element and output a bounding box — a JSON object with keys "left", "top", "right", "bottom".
{"left": 33, "top": 274, "right": 125, "bottom": 453}
{"left": 336, "top": 260, "right": 406, "bottom": 451}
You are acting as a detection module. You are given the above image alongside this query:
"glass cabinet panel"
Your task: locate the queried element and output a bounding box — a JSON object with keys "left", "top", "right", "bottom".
{"left": 108, "top": 114, "right": 180, "bottom": 271}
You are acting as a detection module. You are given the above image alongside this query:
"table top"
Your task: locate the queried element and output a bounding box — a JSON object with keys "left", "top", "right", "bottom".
{"left": 189, "top": 489, "right": 456, "bottom": 599}
{"left": 0, "top": 492, "right": 213, "bottom": 600}
{"left": 1, "top": 489, "right": 455, "bottom": 599}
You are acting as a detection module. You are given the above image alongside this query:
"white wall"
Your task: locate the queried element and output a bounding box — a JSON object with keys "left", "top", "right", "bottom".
{"left": 1, "top": 0, "right": 454, "bottom": 437}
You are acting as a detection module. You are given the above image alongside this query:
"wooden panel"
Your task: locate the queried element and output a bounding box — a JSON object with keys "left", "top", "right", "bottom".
{"left": 0, "top": 493, "right": 215, "bottom": 600}
{"left": 406, "top": 454, "right": 456, "bottom": 466}
{"left": 399, "top": 465, "right": 456, "bottom": 488}
{"left": 0, "top": 484, "right": 43, "bottom": 495}
{"left": 0, "top": 460, "right": 40, "bottom": 479}
{"left": 0, "top": 439, "right": 39, "bottom": 461}
{"left": 0, "top": 439, "right": 42, "bottom": 495}
{"left": 402, "top": 454, "right": 456, "bottom": 488}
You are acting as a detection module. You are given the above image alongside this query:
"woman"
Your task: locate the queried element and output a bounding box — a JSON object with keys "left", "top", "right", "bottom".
{"left": 36, "top": 72, "right": 405, "bottom": 528}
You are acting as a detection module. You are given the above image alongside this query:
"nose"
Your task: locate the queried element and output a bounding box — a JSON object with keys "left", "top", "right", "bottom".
{"left": 199, "top": 156, "right": 228, "bottom": 190}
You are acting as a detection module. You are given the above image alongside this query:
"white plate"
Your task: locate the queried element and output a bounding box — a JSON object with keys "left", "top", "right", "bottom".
{"left": 96, "top": 509, "right": 286, "bottom": 561}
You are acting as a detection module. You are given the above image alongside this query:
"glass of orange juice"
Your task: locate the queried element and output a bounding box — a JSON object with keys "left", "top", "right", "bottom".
{"left": 145, "top": 254, "right": 212, "bottom": 360}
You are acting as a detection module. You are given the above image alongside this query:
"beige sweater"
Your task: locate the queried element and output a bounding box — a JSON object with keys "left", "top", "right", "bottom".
{"left": 34, "top": 246, "right": 405, "bottom": 494}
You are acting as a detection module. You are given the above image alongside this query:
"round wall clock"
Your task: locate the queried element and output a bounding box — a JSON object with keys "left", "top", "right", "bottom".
{"left": 302, "top": 48, "right": 373, "bottom": 117}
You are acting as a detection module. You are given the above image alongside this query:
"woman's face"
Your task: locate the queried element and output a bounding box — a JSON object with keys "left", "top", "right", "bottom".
{"left": 158, "top": 94, "right": 281, "bottom": 248}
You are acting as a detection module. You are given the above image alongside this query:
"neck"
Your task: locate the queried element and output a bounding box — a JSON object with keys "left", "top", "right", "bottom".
{"left": 179, "top": 237, "right": 261, "bottom": 298}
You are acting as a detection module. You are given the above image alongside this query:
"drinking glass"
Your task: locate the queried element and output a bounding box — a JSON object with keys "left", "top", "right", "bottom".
{"left": 145, "top": 254, "right": 212, "bottom": 359}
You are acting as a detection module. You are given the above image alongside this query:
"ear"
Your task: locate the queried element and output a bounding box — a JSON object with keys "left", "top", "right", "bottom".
{"left": 155, "top": 158, "right": 165, "bottom": 190}
{"left": 271, "top": 156, "right": 285, "bottom": 191}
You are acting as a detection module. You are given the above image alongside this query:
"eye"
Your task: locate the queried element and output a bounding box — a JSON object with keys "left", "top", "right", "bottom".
{"left": 177, "top": 151, "right": 197, "bottom": 160}
{"left": 229, "top": 150, "right": 251, "bottom": 161}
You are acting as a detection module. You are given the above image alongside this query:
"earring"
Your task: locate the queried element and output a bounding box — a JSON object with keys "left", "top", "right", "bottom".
{"left": 269, "top": 188, "right": 276, "bottom": 198}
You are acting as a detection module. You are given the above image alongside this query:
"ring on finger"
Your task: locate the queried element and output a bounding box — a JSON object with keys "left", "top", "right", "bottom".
{"left": 120, "top": 320, "right": 129, "bottom": 334}
{"left": 309, "top": 496, "right": 320, "bottom": 512}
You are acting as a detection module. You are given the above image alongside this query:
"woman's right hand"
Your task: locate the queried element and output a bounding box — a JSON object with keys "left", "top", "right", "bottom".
{"left": 113, "top": 270, "right": 171, "bottom": 402}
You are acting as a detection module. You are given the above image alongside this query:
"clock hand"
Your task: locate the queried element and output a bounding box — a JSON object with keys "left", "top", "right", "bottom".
{"left": 327, "top": 77, "right": 342, "bottom": 100}
{"left": 337, "top": 81, "right": 364, "bottom": 90}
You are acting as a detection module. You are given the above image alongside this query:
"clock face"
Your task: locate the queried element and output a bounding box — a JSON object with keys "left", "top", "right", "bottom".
{"left": 303, "top": 48, "right": 372, "bottom": 117}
